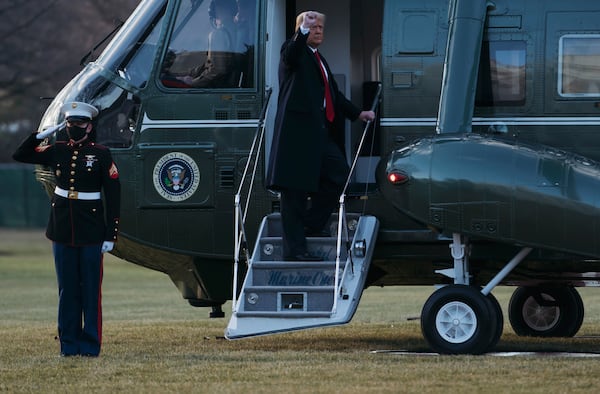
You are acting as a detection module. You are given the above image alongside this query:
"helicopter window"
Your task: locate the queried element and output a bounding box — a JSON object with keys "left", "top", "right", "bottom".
{"left": 94, "top": 86, "right": 139, "bottom": 149}
{"left": 394, "top": 11, "right": 436, "bottom": 55}
{"left": 95, "top": 0, "right": 167, "bottom": 89}
{"left": 476, "top": 41, "right": 526, "bottom": 106}
{"left": 159, "top": 0, "right": 257, "bottom": 89}
{"left": 118, "top": 11, "right": 166, "bottom": 89}
{"left": 559, "top": 35, "right": 600, "bottom": 97}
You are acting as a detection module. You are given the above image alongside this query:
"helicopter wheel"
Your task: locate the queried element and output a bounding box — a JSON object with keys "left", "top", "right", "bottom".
{"left": 508, "top": 286, "right": 584, "bottom": 337}
{"left": 483, "top": 291, "right": 504, "bottom": 351}
{"left": 421, "top": 285, "right": 499, "bottom": 354}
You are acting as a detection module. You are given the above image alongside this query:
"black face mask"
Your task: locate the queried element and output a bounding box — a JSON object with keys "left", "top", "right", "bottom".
{"left": 67, "top": 125, "right": 88, "bottom": 142}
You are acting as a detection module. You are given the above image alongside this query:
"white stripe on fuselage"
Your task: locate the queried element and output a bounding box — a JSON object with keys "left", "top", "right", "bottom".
{"left": 141, "top": 114, "right": 600, "bottom": 131}
{"left": 381, "top": 117, "right": 600, "bottom": 127}
{"left": 141, "top": 113, "right": 259, "bottom": 132}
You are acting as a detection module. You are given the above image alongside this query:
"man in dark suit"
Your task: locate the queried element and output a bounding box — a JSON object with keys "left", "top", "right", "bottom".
{"left": 13, "top": 101, "right": 120, "bottom": 357}
{"left": 266, "top": 11, "right": 375, "bottom": 261}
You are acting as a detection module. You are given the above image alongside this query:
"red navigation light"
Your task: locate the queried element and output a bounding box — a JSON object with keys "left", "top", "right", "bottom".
{"left": 387, "top": 171, "right": 408, "bottom": 184}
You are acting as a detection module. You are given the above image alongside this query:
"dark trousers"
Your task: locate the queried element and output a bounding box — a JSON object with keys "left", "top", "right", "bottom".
{"left": 280, "top": 136, "right": 349, "bottom": 257}
{"left": 52, "top": 243, "right": 103, "bottom": 356}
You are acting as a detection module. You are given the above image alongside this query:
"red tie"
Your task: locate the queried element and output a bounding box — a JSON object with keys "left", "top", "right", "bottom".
{"left": 314, "top": 51, "right": 335, "bottom": 122}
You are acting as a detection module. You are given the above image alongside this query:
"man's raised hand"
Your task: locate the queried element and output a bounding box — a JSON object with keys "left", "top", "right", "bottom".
{"left": 302, "top": 11, "right": 317, "bottom": 29}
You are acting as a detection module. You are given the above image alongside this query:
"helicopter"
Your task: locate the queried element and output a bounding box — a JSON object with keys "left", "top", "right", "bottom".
{"left": 33, "top": 0, "right": 600, "bottom": 354}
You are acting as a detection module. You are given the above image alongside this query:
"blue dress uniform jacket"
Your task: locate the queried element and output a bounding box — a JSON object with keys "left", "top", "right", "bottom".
{"left": 13, "top": 133, "right": 120, "bottom": 245}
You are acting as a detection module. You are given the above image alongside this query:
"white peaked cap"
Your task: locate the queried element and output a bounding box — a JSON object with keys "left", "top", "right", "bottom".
{"left": 61, "top": 101, "right": 99, "bottom": 120}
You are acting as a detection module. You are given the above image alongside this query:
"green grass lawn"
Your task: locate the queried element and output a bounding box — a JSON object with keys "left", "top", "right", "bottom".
{"left": 2, "top": 229, "right": 600, "bottom": 393}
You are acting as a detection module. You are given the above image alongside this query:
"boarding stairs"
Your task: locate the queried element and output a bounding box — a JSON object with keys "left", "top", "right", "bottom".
{"left": 225, "top": 212, "right": 378, "bottom": 339}
{"left": 226, "top": 84, "right": 382, "bottom": 339}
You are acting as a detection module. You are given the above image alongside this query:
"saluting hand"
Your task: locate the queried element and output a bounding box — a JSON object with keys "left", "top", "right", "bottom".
{"left": 36, "top": 121, "right": 66, "bottom": 140}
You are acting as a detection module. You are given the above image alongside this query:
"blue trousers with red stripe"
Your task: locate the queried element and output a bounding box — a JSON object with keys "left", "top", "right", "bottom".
{"left": 52, "top": 243, "right": 103, "bottom": 356}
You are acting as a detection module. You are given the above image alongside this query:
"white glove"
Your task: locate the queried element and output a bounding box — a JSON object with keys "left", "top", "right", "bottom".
{"left": 301, "top": 11, "right": 317, "bottom": 30}
{"left": 101, "top": 241, "right": 114, "bottom": 253}
{"left": 36, "top": 121, "right": 66, "bottom": 140}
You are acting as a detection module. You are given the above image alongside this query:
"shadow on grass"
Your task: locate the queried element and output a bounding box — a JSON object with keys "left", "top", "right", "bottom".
{"left": 175, "top": 324, "right": 600, "bottom": 355}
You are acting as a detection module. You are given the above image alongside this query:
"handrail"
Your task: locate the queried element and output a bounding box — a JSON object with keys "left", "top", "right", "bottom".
{"left": 232, "top": 87, "right": 273, "bottom": 312}
{"left": 332, "top": 82, "right": 382, "bottom": 314}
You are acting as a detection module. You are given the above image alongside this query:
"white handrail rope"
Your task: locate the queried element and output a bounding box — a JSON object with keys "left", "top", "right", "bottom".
{"left": 242, "top": 122, "right": 266, "bottom": 222}
{"left": 332, "top": 196, "right": 346, "bottom": 314}
{"left": 235, "top": 88, "right": 272, "bottom": 197}
{"left": 232, "top": 87, "right": 273, "bottom": 311}
{"left": 361, "top": 114, "right": 379, "bottom": 213}
{"left": 232, "top": 116, "right": 268, "bottom": 312}
{"left": 233, "top": 197, "right": 242, "bottom": 311}
{"left": 341, "top": 83, "right": 382, "bottom": 197}
{"left": 331, "top": 83, "right": 382, "bottom": 314}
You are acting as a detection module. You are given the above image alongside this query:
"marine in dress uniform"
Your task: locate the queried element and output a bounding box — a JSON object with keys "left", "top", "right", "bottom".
{"left": 13, "top": 102, "right": 120, "bottom": 357}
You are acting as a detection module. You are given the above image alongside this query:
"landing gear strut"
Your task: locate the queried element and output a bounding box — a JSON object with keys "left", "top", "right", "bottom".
{"left": 210, "top": 305, "right": 225, "bottom": 318}
{"left": 421, "top": 233, "right": 531, "bottom": 354}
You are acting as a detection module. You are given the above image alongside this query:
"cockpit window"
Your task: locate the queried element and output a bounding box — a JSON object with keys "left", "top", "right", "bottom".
{"left": 159, "top": 0, "right": 257, "bottom": 89}
{"left": 118, "top": 15, "right": 164, "bottom": 88}
{"left": 96, "top": 0, "right": 167, "bottom": 89}
{"left": 559, "top": 35, "right": 600, "bottom": 97}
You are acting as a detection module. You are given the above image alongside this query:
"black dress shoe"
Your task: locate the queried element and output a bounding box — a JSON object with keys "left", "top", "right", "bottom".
{"left": 284, "top": 252, "right": 323, "bottom": 261}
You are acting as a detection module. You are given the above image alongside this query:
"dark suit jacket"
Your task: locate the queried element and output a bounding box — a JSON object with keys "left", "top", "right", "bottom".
{"left": 266, "top": 28, "right": 361, "bottom": 192}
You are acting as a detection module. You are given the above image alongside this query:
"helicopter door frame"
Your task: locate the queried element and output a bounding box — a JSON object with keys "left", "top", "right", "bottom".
{"left": 263, "top": 0, "right": 286, "bottom": 170}
{"left": 264, "top": 0, "right": 384, "bottom": 187}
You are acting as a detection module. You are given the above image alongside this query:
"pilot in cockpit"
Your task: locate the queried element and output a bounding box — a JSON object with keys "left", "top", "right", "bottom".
{"left": 177, "top": 0, "right": 238, "bottom": 88}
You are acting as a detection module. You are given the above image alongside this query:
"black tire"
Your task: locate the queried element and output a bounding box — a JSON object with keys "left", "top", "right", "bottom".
{"left": 421, "top": 285, "right": 498, "bottom": 354}
{"left": 566, "top": 287, "right": 585, "bottom": 337}
{"left": 508, "top": 286, "right": 584, "bottom": 337}
{"left": 484, "top": 291, "right": 504, "bottom": 352}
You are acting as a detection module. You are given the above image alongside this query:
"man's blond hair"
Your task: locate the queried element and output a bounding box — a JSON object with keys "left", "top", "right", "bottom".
{"left": 295, "top": 11, "right": 326, "bottom": 31}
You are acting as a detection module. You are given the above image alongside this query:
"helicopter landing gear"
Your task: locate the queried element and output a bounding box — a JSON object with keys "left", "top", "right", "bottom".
{"left": 421, "top": 284, "right": 501, "bottom": 354}
{"left": 421, "top": 233, "right": 531, "bottom": 354}
{"left": 210, "top": 305, "right": 225, "bottom": 318}
{"left": 187, "top": 299, "right": 226, "bottom": 318}
{"left": 508, "top": 286, "right": 584, "bottom": 337}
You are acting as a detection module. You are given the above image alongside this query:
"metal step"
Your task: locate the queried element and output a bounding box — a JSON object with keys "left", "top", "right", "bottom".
{"left": 226, "top": 214, "right": 379, "bottom": 339}
{"left": 255, "top": 237, "right": 348, "bottom": 262}
{"left": 239, "top": 285, "right": 336, "bottom": 314}
{"left": 249, "top": 261, "right": 341, "bottom": 269}
{"left": 258, "top": 212, "right": 361, "bottom": 238}
{"left": 248, "top": 261, "right": 344, "bottom": 287}
{"left": 234, "top": 311, "right": 332, "bottom": 318}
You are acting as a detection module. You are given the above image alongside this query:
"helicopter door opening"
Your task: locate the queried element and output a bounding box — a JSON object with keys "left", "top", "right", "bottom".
{"left": 270, "top": 0, "right": 383, "bottom": 188}
{"left": 348, "top": 0, "right": 383, "bottom": 187}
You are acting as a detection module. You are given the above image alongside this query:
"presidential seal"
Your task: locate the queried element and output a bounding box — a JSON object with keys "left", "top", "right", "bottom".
{"left": 153, "top": 152, "right": 200, "bottom": 201}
